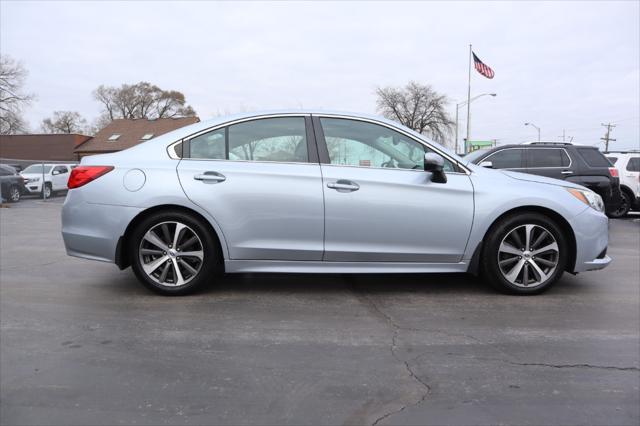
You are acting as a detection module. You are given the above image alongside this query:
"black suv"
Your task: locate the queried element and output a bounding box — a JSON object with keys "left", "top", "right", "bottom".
{"left": 465, "top": 142, "right": 622, "bottom": 216}
{"left": 0, "top": 164, "right": 26, "bottom": 203}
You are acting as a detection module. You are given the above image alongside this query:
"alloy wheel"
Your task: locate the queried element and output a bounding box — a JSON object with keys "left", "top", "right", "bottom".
{"left": 43, "top": 185, "right": 51, "bottom": 198}
{"left": 10, "top": 187, "right": 20, "bottom": 202}
{"left": 138, "top": 221, "right": 204, "bottom": 287}
{"left": 497, "top": 224, "right": 559, "bottom": 288}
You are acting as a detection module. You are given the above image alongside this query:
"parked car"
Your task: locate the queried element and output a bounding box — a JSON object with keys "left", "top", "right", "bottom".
{"left": 62, "top": 111, "right": 611, "bottom": 296}
{"left": 604, "top": 151, "right": 640, "bottom": 217}
{"left": 465, "top": 142, "right": 623, "bottom": 217}
{"left": 0, "top": 164, "right": 26, "bottom": 203}
{"left": 20, "top": 163, "right": 76, "bottom": 198}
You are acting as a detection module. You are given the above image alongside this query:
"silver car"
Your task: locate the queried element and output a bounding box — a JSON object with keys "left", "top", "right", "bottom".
{"left": 62, "top": 111, "right": 611, "bottom": 295}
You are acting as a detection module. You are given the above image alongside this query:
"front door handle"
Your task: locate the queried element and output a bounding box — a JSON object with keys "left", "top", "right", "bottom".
{"left": 327, "top": 180, "right": 360, "bottom": 192}
{"left": 561, "top": 170, "right": 573, "bottom": 175}
{"left": 194, "top": 171, "right": 226, "bottom": 183}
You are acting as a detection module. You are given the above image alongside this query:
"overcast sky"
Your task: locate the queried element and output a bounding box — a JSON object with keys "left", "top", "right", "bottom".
{"left": 2, "top": 0, "right": 639, "bottom": 149}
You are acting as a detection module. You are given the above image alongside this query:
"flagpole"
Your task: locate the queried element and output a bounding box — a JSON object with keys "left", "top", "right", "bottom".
{"left": 465, "top": 44, "right": 472, "bottom": 154}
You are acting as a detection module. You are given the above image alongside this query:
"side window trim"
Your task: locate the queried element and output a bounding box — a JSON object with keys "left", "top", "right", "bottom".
{"left": 312, "top": 114, "right": 467, "bottom": 174}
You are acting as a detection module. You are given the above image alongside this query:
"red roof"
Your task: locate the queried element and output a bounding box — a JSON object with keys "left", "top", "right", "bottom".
{"left": 75, "top": 117, "right": 199, "bottom": 154}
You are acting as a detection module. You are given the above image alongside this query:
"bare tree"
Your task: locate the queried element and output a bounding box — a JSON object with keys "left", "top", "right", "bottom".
{"left": 0, "top": 55, "right": 34, "bottom": 134}
{"left": 376, "top": 81, "right": 454, "bottom": 145}
{"left": 41, "top": 111, "right": 88, "bottom": 134}
{"left": 92, "top": 81, "right": 196, "bottom": 121}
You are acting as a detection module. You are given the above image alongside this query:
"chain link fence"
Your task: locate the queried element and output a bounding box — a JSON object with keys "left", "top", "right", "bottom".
{"left": 1, "top": 158, "right": 78, "bottom": 204}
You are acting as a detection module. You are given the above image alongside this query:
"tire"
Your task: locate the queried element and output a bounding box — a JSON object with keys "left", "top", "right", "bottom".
{"left": 608, "top": 191, "right": 631, "bottom": 218}
{"left": 481, "top": 213, "right": 568, "bottom": 295}
{"left": 8, "top": 185, "right": 21, "bottom": 203}
{"left": 129, "top": 210, "right": 219, "bottom": 295}
{"left": 42, "top": 183, "right": 52, "bottom": 199}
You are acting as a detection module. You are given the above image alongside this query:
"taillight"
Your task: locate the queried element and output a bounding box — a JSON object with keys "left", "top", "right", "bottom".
{"left": 67, "top": 166, "right": 114, "bottom": 189}
{"left": 608, "top": 167, "right": 619, "bottom": 178}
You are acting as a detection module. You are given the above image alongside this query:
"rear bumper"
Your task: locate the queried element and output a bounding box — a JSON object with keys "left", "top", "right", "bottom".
{"left": 569, "top": 207, "right": 611, "bottom": 273}
{"left": 62, "top": 190, "right": 142, "bottom": 263}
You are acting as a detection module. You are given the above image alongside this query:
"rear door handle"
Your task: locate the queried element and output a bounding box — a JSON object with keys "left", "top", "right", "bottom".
{"left": 194, "top": 171, "right": 226, "bottom": 183}
{"left": 327, "top": 180, "right": 360, "bottom": 192}
{"left": 561, "top": 170, "right": 573, "bottom": 175}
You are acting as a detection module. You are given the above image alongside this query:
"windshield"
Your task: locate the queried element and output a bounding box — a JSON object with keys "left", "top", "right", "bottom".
{"left": 463, "top": 149, "right": 491, "bottom": 164}
{"left": 22, "top": 165, "right": 53, "bottom": 174}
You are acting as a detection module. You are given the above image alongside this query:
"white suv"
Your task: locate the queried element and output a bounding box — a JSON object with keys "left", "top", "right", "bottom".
{"left": 20, "top": 163, "right": 77, "bottom": 198}
{"left": 605, "top": 151, "right": 640, "bottom": 216}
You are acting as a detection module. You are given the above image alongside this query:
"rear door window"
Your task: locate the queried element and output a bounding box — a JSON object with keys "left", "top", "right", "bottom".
{"left": 485, "top": 149, "right": 524, "bottom": 169}
{"left": 528, "top": 148, "right": 570, "bottom": 168}
{"left": 627, "top": 157, "right": 640, "bottom": 172}
{"left": 577, "top": 148, "right": 610, "bottom": 167}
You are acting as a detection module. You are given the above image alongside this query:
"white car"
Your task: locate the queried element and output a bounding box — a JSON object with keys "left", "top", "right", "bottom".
{"left": 20, "top": 163, "right": 77, "bottom": 198}
{"left": 605, "top": 151, "right": 640, "bottom": 216}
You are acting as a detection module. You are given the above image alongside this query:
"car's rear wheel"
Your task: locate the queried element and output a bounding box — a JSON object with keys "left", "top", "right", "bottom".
{"left": 8, "top": 185, "right": 21, "bottom": 202}
{"left": 481, "top": 213, "right": 568, "bottom": 295}
{"left": 129, "top": 211, "right": 219, "bottom": 295}
{"left": 608, "top": 191, "right": 630, "bottom": 218}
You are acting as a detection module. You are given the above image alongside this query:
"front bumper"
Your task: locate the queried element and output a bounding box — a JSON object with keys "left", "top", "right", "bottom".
{"left": 569, "top": 206, "right": 612, "bottom": 273}
{"left": 25, "top": 182, "right": 42, "bottom": 193}
{"left": 62, "top": 190, "right": 142, "bottom": 263}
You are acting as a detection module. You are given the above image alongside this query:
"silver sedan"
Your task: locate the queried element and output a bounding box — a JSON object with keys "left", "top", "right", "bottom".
{"left": 62, "top": 111, "right": 611, "bottom": 295}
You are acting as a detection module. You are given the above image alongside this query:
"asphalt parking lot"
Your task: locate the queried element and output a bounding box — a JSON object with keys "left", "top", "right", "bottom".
{"left": 1, "top": 197, "right": 639, "bottom": 425}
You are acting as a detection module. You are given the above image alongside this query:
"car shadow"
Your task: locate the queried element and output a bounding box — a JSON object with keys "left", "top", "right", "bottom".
{"left": 201, "top": 272, "right": 496, "bottom": 296}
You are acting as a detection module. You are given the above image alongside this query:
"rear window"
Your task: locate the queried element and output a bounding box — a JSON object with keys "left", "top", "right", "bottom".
{"left": 605, "top": 156, "right": 618, "bottom": 165}
{"left": 577, "top": 148, "right": 611, "bottom": 167}
{"left": 627, "top": 157, "right": 640, "bottom": 172}
{"left": 528, "top": 148, "right": 570, "bottom": 168}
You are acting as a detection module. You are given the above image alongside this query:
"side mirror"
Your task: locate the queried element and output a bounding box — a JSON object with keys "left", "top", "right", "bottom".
{"left": 479, "top": 160, "right": 493, "bottom": 168}
{"left": 52, "top": 170, "right": 60, "bottom": 175}
{"left": 424, "top": 153, "right": 447, "bottom": 184}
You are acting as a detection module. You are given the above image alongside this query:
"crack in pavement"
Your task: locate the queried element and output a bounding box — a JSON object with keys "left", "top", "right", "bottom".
{"left": 411, "top": 351, "right": 639, "bottom": 373}
{"left": 346, "top": 282, "right": 431, "bottom": 426}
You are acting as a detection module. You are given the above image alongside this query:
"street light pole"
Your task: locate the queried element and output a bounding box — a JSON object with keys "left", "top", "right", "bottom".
{"left": 454, "top": 93, "right": 496, "bottom": 154}
{"left": 525, "top": 122, "right": 541, "bottom": 142}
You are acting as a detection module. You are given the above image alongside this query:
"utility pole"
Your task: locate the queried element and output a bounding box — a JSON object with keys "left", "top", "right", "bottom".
{"left": 601, "top": 123, "right": 616, "bottom": 152}
{"left": 559, "top": 129, "right": 566, "bottom": 142}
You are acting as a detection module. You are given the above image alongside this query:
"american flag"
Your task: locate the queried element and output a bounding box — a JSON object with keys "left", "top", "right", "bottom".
{"left": 473, "top": 52, "right": 495, "bottom": 79}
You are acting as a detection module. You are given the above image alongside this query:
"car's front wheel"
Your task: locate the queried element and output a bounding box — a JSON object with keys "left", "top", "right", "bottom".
{"left": 129, "top": 211, "right": 219, "bottom": 295}
{"left": 42, "top": 183, "right": 52, "bottom": 199}
{"left": 8, "top": 185, "right": 21, "bottom": 202}
{"left": 481, "top": 213, "right": 568, "bottom": 295}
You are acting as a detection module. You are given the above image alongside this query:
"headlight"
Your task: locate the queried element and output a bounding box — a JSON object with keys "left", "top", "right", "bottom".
{"left": 566, "top": 188, "right": 604, "bottom": 212}
{"left": 28, "top": 177, "right": 40, "bottom": 183}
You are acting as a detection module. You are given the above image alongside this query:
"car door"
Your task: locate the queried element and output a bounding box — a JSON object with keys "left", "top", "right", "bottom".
{"left": 50, "top": 166, "right": 67, "bottom": 190}
{"left": 525, "top": 148, "right": 572, "bottom": 180}
{"left": 314, "top": 116, "right": 474, "bottom": 262}
{"left": 177, "top": 115, "right": 325, "bottom": 261}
